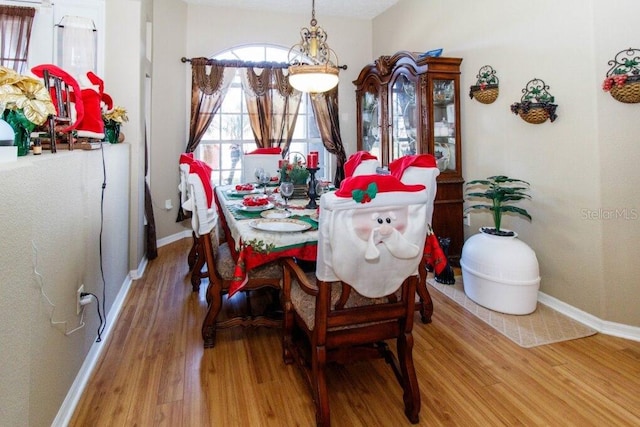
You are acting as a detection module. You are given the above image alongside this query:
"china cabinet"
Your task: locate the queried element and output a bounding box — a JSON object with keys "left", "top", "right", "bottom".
{"left": 354, "top": 51, "right": 464, "bottom": 263}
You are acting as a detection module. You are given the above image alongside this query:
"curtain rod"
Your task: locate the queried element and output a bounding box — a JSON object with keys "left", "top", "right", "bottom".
{"left": 181, "top": 57, "right": 347, "bottom": 70}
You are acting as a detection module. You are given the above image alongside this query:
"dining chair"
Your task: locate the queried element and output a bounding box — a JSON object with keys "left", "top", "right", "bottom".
{"left": 390, "top": 154, "right": 442, "bottom": 323}
{"left": 178, "top": 155, "right": 198, "bottom": 272}
{"left": 343, "top": 150, "right": 380, "bottom": 177}
{"left": 241, "top": 147, "right": 282, "bottom": 183}
{"left": 187, "top": 171, "right": 283, "bottom": 349}
{"left": 281, "top": 174, "right": 429, "bottom": 426}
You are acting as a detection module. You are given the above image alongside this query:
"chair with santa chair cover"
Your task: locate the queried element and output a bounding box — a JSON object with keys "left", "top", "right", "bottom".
{"left": 281, "top": 174, "right": 429, "bottom": 426}
{"left": 184, "top": 164, "right": 282, "bottom": 348}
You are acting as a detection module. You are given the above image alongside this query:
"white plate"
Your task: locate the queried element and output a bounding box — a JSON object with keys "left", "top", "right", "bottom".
{"left": 238, "top": 202, "right": 274, "bottom": 212}
{"left": 249, "top": 218, "right": 312, "bottom": 232}
{"left": 260, "top": 209, "right": 291, "bottom": 219}
{"left": 227, "top": 188, "right": 259, "bottom": 196}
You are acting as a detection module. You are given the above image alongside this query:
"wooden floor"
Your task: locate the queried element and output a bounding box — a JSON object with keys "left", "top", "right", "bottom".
{"left": 70, "top": 238, "right": 640, "bottom": 426}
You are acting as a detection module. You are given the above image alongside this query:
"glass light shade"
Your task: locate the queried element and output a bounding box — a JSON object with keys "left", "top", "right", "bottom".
{"left": 288, "top": 64, "right": 339, "bottom": 93}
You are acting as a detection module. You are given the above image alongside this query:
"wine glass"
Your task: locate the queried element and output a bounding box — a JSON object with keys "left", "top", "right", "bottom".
{"left": 254, "top": 167, "right": 265, "bottom": 183}
{"left": 258, "top": 169, "right": 271, "bottom": 194}
{"left": 280, "top": 181, "right": 294, "bottom": 212}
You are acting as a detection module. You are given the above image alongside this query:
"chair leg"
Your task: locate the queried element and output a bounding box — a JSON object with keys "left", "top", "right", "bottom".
{"left": 187, "top": 231, "right": 198, "bottom": 270}
{"left": 191, "top": 237, "right": 205, "bottom": 293}
{"left": 201, "top": 235, "right": 223, "bottom": 349}
{"left": 416, "top": 263, "right": 433, "bottom": 323}
{"left": 397, "top": 331, "right": 420, "bottom": 424}
{"left": 312, "top": 344, "right": 330, "bottom": 427}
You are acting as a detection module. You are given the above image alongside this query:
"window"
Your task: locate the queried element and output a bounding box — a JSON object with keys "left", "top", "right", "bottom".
{"left": 196, "top": 44, "right": 328, "bottom": 186}
{"left": 0, "top": 5, "right": 35, "bottom": 73}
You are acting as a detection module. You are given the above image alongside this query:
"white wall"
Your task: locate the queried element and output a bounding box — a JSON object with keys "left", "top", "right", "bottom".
{"left": 374, "top": 0, "right": 640, "bottom": 327}
{"left": 150, "top": 2, "right": 373, "bottom": 241}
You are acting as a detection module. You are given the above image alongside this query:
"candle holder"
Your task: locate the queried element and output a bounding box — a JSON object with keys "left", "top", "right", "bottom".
{"left": 305, "top": 167, "right": 320, "bottom": 209}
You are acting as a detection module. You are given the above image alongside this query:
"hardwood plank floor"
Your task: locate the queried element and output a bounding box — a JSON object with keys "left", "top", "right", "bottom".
{"left": 70, "top": 238, "right": 640, "bottom": 426}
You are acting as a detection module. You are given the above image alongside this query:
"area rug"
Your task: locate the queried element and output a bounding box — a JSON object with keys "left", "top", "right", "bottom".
{"left": 427, "top": 276, "right": 597, "bottom": 348}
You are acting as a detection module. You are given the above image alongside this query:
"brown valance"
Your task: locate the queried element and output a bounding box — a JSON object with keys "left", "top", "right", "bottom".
{"left": 182, "top": 56, "right": 290, "bottom": 70}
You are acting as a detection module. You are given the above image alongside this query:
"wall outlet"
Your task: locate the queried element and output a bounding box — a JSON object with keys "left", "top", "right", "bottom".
{"left": 77, "top": 285, "right": 84, "bottom": 315}
{"left": 165, "top": 199, "right": 173, "bottom": 210}
{"left": 463, "top": 213, "right": 471, "bottom": 226}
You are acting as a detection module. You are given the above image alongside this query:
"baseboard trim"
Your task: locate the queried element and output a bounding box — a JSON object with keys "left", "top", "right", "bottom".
{"left": 51, "top": 266, "right": 139, "bottom": 426}
{"left": 538, "top": 291, "right": 640, "bottom": 342}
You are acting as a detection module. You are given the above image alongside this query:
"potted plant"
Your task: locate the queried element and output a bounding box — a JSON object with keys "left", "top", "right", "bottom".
{"left": 460, "top": 175, "right": 540, "bottom": 315}
{"left": 510, "top": 78, "right": 558, "bottom": 124}
{"left": 464, "top": 175, "right": 532, "bottom": 236}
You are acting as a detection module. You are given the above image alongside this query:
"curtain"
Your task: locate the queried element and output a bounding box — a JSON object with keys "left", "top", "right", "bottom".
{"left": 178, "top": 58, "right": 235, "bottom": 222}
{"left": 241, "top": 67, "right": 302, "bottom": 156}
{"left": 56, "top": 15, "right": 97, "bottom": 80}
{"left": 0, "top": 6, "right": 35, "bottom": 74}
{"left": 184, "top": 58, "right": 235, "bottom": 153}
{"left": 310, "top": 87, "right": 347, "bottom": 187}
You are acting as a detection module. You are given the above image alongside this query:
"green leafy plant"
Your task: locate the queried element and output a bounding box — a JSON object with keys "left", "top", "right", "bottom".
{"left": 465, "top": 175, "right": 532, "bottom": 236}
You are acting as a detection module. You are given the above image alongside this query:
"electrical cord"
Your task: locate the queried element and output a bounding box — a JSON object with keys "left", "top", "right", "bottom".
{"left": 81, "top": 292, "right": 103, "bottom": 342}
{"left": 31, "top": 241, "right": 86, "bottom": 336}
{"left": 96, "top": 141, "right": 108, "bottom": 341}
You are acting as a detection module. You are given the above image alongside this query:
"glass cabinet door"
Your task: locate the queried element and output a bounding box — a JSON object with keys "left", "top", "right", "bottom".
{"left": 390, "top": 73, "right": 417, "bottom": 163}
{"left": 360, "top": 90, "right": 380, "bottom": 160}
{"left": 432, "top": 78, "right": 457, "bottom": 173}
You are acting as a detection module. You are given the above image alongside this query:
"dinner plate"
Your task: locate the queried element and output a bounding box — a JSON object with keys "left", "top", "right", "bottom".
{"left": 227, "top": 188, "right": 259, "bottom": 196}
{"left": 238, "top": 202, "right": 274, "bottom": 212}
{"left": 249, "top": 218, "right": 312, "bottom": 232}
{"left": 260, "top": 209, "right": 291, "bottom": 219}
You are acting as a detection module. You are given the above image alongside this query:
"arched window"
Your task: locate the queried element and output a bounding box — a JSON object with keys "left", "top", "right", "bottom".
{"left": 196, "top": 44, "right": 328, "bottom": 186}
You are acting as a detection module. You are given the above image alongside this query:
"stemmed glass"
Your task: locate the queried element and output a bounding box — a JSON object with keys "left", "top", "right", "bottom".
{"left": 279, "top": 181, "right": 294, "bottom": 212}
{"left": 258, "top": 169, "right": 271, "bottom": 194}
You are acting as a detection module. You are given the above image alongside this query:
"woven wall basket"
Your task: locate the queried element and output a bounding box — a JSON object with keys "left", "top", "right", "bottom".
{"left": 609, "top": 82, "right": 640, "bottom": 104}
{"left": 471, "top": 86, "right": 499, "bottom": 104}
{"left": 517, "top": 107, "right": 549, "bottom": 124}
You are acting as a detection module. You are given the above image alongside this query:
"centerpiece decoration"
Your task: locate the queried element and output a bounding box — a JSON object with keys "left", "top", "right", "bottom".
{"left": 510, "top": 78, "right": 558, "bottom": 124}
{"left": 279, "top": 154, "right": 309, "bottom": 199}
{"left": 102, "top": 105, "right": 128, "bottom": 143}
{"left": 0, "top": 66, "right": 55, "bottom": 156}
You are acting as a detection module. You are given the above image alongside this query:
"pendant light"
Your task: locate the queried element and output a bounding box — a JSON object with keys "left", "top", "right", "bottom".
{"left": 288, "top": 0, "right": 345, "bottom": 93}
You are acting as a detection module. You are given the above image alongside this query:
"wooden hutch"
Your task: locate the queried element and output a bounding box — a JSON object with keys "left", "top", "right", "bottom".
{"left": 353, "top": 51, "right": 464, "bottom": 263}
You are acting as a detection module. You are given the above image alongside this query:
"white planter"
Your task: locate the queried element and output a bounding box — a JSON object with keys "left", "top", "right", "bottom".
{"left": 460, "top": 229, "right": 540, "bottom": 315}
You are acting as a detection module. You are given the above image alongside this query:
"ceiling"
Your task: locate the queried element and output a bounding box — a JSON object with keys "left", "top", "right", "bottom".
{"left": 183, "top": 0, "right": 400, "bottom": 20}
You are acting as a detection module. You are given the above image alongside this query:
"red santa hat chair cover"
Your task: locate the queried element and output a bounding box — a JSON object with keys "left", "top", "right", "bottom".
{"left": 316, "top": 174, "right": 429, "bottom": 298}
{"left": 389, "top": 154, "right": 440, "bottom": 224}
{"left": 343, "top": 151, "right": 380, "bottom": 177}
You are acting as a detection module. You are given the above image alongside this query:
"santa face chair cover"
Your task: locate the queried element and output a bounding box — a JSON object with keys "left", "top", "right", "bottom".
{"left": 315, "top": 174, "right": 429, "bottom": 298}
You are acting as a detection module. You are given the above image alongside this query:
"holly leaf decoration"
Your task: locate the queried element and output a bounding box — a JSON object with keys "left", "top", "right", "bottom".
{"left": 352, "top": 182, "right": 378, "bottom": 204}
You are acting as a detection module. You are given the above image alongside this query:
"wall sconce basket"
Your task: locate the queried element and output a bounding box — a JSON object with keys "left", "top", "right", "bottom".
{"left": 469, "top": 65, "right": 499, "bottom": 104}
{"left": 602, "top": 48, "right": 640, "bottom": 104}
{"left": 510, "top": 78, "right": 558, "bottom": 124}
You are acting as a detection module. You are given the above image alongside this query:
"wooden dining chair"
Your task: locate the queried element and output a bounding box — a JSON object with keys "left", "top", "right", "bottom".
{"left": 281, "top": 174, "right": 430, "bottom": 426}
{"left": 390, "top": 154, "right": 441, "bottom": 323}
{"left": 241, "top": 147, "right": 282, "bottom": 183}
{"left": 186, "top": 172, "right": 283, "bottom": 348}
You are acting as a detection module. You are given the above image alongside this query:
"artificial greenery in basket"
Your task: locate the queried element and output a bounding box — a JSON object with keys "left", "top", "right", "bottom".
{"left": 469, "top": 65, "right": 499, "bottom": 104}
{"left": 510, "top": 78, "right": 558, "bottom": 124}
{"left": 464, "top": 175, "right": 532, "bottom": 237}
{"left": 602, "top": 47, "right": 640, "bottom": 104}
{"left": 279, "top": 155, "right": 309, "bottom": 185}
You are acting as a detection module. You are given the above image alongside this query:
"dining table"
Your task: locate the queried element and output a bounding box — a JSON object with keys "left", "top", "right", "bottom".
{"left": 214, "top": 184, "right": 320, "bottom": 297}
{"left": 213, "top": 182, "right": 446, "bottom": 324}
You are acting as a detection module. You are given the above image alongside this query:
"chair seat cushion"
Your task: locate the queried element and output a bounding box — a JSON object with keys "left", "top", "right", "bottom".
{"left": 216, "top": 242, "right": 282, "bottom": 281}
{"left": 290, "top": 274, "right": 400, "bottom": 330}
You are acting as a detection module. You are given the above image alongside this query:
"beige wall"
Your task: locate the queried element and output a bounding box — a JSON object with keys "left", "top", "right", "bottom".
{"left": 374, "top": 0, "right": 640, "bottom": 326}
{"left": 0, "top": 145, "right": 131, "bottom": 426}
{"left": 150, "top": 3, "right": 373, "bottom": 242}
